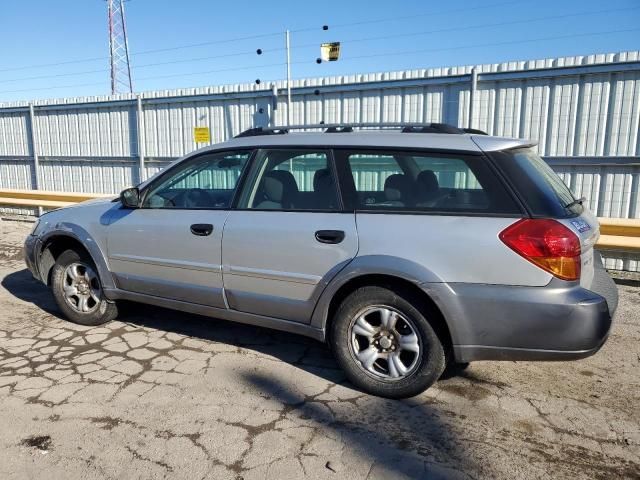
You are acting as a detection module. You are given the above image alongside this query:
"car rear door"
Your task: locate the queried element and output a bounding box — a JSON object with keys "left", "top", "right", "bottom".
{"left": 221, "top": 148, "right": 358, "bottom": 323}
{"left": 106, "top": 149, "right": 252, "bottom": 307}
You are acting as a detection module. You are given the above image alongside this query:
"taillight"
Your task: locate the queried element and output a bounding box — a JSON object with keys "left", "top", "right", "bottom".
{"left": 499, "top": 219, "right": 581, "bottom": 281}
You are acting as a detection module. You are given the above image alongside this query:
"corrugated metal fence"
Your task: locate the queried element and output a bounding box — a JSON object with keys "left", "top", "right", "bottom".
{"left": 1, "top": 50, "right": 639, "bottom": 270}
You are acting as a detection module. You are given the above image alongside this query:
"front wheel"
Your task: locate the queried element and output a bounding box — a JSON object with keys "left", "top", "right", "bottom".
{"left": 51, "top": 249, "right": 118, "bottom": 326}
{"left": 330, "top": 286, "right": 445, "bottom": 399}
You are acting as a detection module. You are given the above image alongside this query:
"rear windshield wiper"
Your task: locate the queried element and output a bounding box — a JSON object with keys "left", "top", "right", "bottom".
{"left": 565, "top": 197, "right": 585, "bottom": 209}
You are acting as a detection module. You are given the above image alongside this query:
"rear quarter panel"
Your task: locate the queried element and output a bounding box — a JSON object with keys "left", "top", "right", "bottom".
{"left": 355, "top": 213, "right": 553, "bottom": 286}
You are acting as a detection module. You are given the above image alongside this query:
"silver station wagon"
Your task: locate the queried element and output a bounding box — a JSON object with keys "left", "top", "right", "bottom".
{"left": 24, "top": 123, "right": 618, "bottom": 398}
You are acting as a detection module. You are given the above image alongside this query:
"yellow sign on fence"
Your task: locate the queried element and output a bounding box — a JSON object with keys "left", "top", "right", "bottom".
{"left": 193, "top": 127, "right": 210, "bottom": 143}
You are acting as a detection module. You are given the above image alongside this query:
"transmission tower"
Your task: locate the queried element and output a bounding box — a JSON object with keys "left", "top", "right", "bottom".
{"left": 107, "top": 0, "right": 133, "bottom": 94}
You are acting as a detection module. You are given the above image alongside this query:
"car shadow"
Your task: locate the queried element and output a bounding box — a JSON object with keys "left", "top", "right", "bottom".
{"left": 3, "top": 268, "right": 482, "bottom": 476}
{"left": 240, "top": 371, "right": 480, "bottom": 478}
{"left": 1, "top": 268, "right": 63, "bottom": 318}
{"left": 2, "top": 268, "right": 471, "bottom": 386}
{"left": 1, "top": 268, "right": 343, "bottom": 383}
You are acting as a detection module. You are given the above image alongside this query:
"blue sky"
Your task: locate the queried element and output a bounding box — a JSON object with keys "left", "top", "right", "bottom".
{"left": 1, "top": 0, "right": 638, "bottom": 102}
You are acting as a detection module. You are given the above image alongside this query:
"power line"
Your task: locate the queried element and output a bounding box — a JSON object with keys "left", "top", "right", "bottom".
{"left": 1, "top": 27, "right": 636, "bottom": 97}
{"left": 0, "top": 0, "right": 529, "bottom": 74}
{"left": 317, "top": 0, "right": 527, "bottom": 30}
{"left": 0, "top": 31, "right": 285, "bottom": 74}
{"left": 323, "top": 6, "right": 640, "bottom": 49}
{"left": 1, "top": 5, "right": 636, "bottom": 86}
{"left": 136, "top": 62, "right": 285, "bottom": 82}
{"left": 339, "top": 28, "right": 640, "bottom": 62}
{"left": 0, "top": 48, "right": 286, "bottom": 85}
{"left": 0, "top": 63, "right": 288, "bottom": 95}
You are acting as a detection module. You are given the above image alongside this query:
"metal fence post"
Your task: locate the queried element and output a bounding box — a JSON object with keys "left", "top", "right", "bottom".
{"left": 27, "top": 103, "right": 43, "bottom": 216}
{"left": 468, "top": 68, "right": 478, "bottom": 130}
{"left": 136, "top": 95, "right": 145, "bottom": 183}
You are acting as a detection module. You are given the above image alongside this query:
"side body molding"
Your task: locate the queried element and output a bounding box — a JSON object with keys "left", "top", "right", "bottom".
{"left": 38, "top": 222, "right": 116, "bottom": 292}
{"left": 309, "top": 255, "right": 445, "bottom": 332}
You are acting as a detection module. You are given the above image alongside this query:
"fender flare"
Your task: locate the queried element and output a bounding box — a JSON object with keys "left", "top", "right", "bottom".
{"left": 309, "top": 254, "right": 448, "bottom": 330}
{"left": 38, "top": 223, "right": 116, "bottom": 291}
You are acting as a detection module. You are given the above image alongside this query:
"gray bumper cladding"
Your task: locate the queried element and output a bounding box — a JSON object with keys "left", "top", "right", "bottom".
{"left": 445, "top": 262, "right": 617, "bottom": 363}
{"left": 589, "top": 252, "right": 619, "bottom": 317}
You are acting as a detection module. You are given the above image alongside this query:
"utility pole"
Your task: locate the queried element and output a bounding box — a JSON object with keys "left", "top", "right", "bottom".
{"left": 107, "top": 0, "right": 133, "bottom": 94}
{"left": 468, "top": 68, "right": 477, "bottom": 129}
{"left": 285, "top": 30, "right": 292, "bottom": 126}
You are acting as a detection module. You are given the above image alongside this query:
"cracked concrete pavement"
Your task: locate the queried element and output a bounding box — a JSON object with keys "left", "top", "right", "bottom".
{"left": 0, "top": 218, "right": 639, "bottom": 479}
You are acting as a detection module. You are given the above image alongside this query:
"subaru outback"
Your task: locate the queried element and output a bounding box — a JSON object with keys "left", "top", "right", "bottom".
{"left": 24, "top": 123, "right": 618, "bottom": 398}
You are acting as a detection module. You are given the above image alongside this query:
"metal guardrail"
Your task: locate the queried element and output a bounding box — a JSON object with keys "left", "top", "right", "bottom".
{"left": 0, "top": 188, "right": 113, "bottom": 209}
{"left": 597, "top": 218, "right": 640, "bottom": 253}
{"left": 0, "top": 189, "right": 639, "bottom": 252}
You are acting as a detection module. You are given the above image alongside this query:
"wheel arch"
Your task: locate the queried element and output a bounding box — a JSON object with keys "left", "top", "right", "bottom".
{"left": 311, "top": 256, "right": 455, "bottom": 355}
{"left": 38, "top": 227, "right": 115, "bottom": 291}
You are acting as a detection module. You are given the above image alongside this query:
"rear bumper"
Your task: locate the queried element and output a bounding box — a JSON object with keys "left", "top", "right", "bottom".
{"left": 436, "top": 253, "right": 618, "bottom": 363}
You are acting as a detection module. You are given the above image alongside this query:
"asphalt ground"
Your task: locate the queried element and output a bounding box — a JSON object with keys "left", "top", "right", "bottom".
{"left": 0, "top": 218, "right": 638, "bottom": 479}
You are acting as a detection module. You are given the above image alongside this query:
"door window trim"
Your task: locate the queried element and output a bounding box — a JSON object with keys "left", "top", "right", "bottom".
{"left": 138, "top": 148, "right": 256, "bottom": 211}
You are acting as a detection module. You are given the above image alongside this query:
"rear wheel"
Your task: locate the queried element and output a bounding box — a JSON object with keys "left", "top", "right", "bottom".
{"left": 51, "top": 249, "right": 118, "bottom": 326}
{"left": 330, "top": 286, "right": 445, "bottom": 398}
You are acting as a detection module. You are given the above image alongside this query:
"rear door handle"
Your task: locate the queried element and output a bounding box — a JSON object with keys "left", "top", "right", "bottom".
{"left": 190, "top": 223, "right": 214, "bottom": 236}
{"left": 315, "top": 230, "right": 345, "bottom": 244}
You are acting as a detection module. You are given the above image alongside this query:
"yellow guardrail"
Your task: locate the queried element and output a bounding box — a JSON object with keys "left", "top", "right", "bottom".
{"left": 597, "top": 217, "right": 640, "bottom": 253}
{"left": 0, "top": 189, "right": 639, "bottom": 252}
{"left": 0, "top": 188, "right": 113, "bottom": 209}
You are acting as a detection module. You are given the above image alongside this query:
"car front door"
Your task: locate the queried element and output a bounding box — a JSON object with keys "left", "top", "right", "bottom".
{"left": 221, "top": 148, "right": 358, "bottom": 323}
{"left": 106, "top": 149, "right": 252, "bottom": 308}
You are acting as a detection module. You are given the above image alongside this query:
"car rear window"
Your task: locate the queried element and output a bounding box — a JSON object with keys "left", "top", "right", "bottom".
{"left": 489, "top": 147, "right": 582, "bottom": 218}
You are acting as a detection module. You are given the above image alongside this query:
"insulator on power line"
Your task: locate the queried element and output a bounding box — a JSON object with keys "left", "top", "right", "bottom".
{"left": 256, "top": 49, "right": 263, "bottom": 55}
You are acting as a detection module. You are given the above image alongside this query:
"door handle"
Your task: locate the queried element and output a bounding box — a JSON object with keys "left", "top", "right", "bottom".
{"left": 315, "top": 230, "right": 345, "bottom": 244}
{"left": 190, "top": 223, "right": 214, "bottom": 236}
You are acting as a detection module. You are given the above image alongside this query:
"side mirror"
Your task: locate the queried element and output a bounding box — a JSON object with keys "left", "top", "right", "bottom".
{"left": 120, "top": 187, "right": 140, "bottom": 208}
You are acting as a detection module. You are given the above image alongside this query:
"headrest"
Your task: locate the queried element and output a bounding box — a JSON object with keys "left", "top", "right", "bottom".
{"left": 261, "top": 170, "right": 298, "bottom": 205}
{"left": 262, "top": 173, "right": 284, "bottom": 203}
{"left": 384, "top": 174, "right": 412, "bottom": 202}
{"left": 417, "top": 169, "right": 439, "bottom": 192}
{"left": 313, "top": 168, "right": 331, "bottom": 191}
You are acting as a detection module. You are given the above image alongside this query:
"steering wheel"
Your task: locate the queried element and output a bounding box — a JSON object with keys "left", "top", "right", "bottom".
{"left": 183, "top": 188, "right": 213, "bottom": 208}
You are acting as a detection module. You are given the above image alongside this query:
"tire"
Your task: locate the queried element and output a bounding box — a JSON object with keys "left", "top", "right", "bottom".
{"left": 330, "top": 286, "right": 445, "bottom": 399}
{"left": 51, "top": 249, "right": 118, "bottom": 326}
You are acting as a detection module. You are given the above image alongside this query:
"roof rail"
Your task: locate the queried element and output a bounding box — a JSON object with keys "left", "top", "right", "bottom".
{"left": 462, "top": 127, "right": 488, "bottom": 135}
{"left": 234, "top": 123, "right": 487, "bottom": 138}
{"left": 234, "top": 127, "right": 288, "bottom": 138}
{"left": 401, "top": 124, "right": 463, "bottom": 134}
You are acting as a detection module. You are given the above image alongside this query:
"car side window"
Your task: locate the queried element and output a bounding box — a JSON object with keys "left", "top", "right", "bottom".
{"left": 237, "top": 149, "right": 339, "bottom": 211}
{"left": 142, "top": 150, "right": 251, "bottom": 209}
{"left": 337, "top": 149, "right": 520, "bottom": 214}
